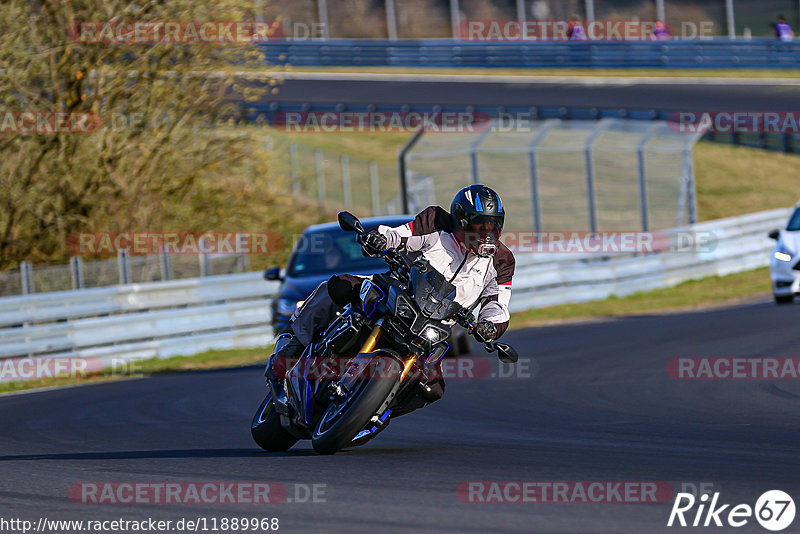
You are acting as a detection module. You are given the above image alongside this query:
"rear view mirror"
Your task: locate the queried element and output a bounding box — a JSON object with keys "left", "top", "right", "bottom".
{"left": 768, "top": 230, "right": 780, "bottom": 240}
{"left": 495, "top": 343, "right": 518, "bottom": 364}
{"left": 338, "top": 211, "right": 365, "bottom": 235}
{"left": 264, "top": 266, "right": 282, "bottom": 281}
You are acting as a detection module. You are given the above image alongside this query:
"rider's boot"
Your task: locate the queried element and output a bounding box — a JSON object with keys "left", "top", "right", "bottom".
{"left": 265, "top": 333, "right": 305, "bottom": 411}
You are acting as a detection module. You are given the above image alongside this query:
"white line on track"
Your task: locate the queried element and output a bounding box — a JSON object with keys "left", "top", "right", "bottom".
{"left": 0, "top": 376, "right": 145, "bottom": 398}
{"left": 269, "top": 71, "right": 800, "bottom": 87}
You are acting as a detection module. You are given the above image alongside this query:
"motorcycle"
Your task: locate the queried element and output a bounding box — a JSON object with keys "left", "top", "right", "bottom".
{"left": 251, "top": 211, "right": 519, "bottom": 455}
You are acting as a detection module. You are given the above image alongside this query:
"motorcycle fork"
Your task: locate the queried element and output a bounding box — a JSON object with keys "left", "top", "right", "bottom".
{"left": 400, "top": 355, "right": 418, "bottom": 382}
{"left": 359, "top": 320, "right": 416, "bottom": 382}
{"left": 359, "top": 321, "right": 384, "bottom": 355}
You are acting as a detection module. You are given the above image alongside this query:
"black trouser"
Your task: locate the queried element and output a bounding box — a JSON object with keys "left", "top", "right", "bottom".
{"left": 287, "top": 274, "right": 445, "bottom": 413}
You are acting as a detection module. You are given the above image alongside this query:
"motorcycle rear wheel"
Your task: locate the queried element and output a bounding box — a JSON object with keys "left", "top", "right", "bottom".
{"left": 251, "top": 391, "right": 298, "bottom": 452}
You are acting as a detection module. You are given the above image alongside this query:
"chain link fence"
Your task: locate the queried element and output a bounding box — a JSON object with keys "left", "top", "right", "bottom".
{"left": 0, "top": 252, "right": 251, "bottom": 298}
{"left": 267, "top": 136, "right": 402, "bottom": 217}
{"left": 403, "top": 118, "right": 703, "bottom": 234}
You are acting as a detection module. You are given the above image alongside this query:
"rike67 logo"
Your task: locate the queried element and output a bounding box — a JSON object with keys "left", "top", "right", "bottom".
{"left": 668, "top": 490, "right": 795, "bottom": 531}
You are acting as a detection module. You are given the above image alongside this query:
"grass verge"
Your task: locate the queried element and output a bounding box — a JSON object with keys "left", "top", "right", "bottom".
{"left": 0, "top": 347, "right": 270, "bottom": 395}
{"left": 511, "top": 267, "right": 771, "bottom": 328}
{"left": 1, "top": 267, "right": 774, "bottom": 394}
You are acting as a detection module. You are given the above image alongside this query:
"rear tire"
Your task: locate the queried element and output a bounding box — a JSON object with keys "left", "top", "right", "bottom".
{"left": 775, "top": 294, "right": 795, "bottom": 305}
{"left": 251, "top": 392, "right": 298, "bottom": 452}
{"left": 311, "top": 357, "right": 402, "bottom": 455}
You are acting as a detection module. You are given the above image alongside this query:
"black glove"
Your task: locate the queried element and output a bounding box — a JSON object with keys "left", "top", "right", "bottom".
{"left": 473, "top": 321, "right": 498, "bottom": 344}
{"left": 361, "top": 230, "right": 387, "bottom": 257}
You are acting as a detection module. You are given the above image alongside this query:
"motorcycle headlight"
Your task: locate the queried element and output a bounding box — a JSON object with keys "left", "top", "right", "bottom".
{"left": 276, "top": 298, "right": 302, "bottom": 315}
{"left": 423, "top": 326, "right": 441, "bottom": 343}
{"left": 419, "top": 324, "right": 449, "bottom": 344}
{"left": 774, "top": 248, "right": 793, "bottom": 262}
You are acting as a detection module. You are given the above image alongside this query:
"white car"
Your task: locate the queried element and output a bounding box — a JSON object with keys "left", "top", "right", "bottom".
{"left": 769, "top": 202, "right": 800, "bottom": 304}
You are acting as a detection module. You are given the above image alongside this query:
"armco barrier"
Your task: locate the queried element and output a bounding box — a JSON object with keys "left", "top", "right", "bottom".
{"left": 0, "top": 208, "right": 790, "bottom": 373}
{"left": 509, "top": 208, "right": 790, "bottom": 311}
{"left": 260, "top": 39, "right": 800, "bottom": 69}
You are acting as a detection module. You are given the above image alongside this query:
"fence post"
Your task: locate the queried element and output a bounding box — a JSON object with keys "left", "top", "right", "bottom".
{"left": 655, "top": 0, "right": 664, "bottom": 23}
{"left": 318, "top": 0, "right": 330, "bottom": 39}
{"left": 341, "top": 154, "right": 352, "bottom": 209}
{"left": 198, "top": 237, "right": 210, "bottom": 277}
{"left": 20, "top": 261, "right": 34, "bottom": 295}
{"left": 315, "top": 149, "right": 326, "bottom": 205}
{"left": 684, "top": 147, "right": 698, "bottom": 225}
{"left": 450, "top": 0, "right": 461, "bottom": 39}
{"left": 585, "top": 0, "right": 596, "bottom": 20}
{"left": 70, "top": 256, "right": 84, "bottom": 290}
{"left": 398, "top": 127, "right": 425, "bottom": 214}
{"left": 583, "top": 120, "right": 611, "bottom": 233}
{"left": 516, "top": 0, "right": 526, "bottom": 21}
{"left": 527, "top": 119, "right": 558, "bottom": 234}
{"left": 386, "top": 0, "right": 398, "bottom": 40}
{"left": 636, "top": 124, "right": 661, "bottom": 232}
{"left": 117, "top": 249, "right": 130, "bottom": 285}
{"left": 289, "top": 142, "right": 300, "bottom": 194}
{"left": 370, "top": 161, "right": 381, "bottom": 215}
{"left": 159, "top": 245, "right": 172, "bottom": 281}
{"left": 725, "top": 0, "right": 736, "bottom": 38}
{"left": 237, "top": 254, "right": 249, "bottom": 272}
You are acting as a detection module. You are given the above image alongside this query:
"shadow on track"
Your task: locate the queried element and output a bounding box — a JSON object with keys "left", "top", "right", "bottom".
{"left": 0, "top": 448, "right": 314, "bottom": 461}
{"left": 0, "top": 445, "right": 454, "bottom": 461}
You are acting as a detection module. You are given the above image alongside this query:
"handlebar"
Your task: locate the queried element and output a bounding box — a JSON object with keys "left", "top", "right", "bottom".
{"left": 340, "top": 210, "right": 518, "bottom": 364}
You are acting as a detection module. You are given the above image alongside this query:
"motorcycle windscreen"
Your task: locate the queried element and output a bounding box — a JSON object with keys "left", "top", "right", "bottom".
{"left": 411, "top": 267, "right": 459, "bottom": 321}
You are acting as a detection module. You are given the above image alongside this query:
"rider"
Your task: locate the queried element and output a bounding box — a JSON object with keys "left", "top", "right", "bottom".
{"left": 266, "top": 184, "right": 515, "bottom": 410}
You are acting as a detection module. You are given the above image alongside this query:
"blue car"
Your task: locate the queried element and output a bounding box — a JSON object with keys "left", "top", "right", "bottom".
{"left": 264, "top": 215, "right": 472, "bottom": 354}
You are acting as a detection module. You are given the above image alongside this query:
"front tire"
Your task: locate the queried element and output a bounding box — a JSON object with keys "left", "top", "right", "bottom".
{"left": 311, "top": 357, "right": 402, "bottom": 455}
{"left": 251, "top": 392, "right": 298, "bottom": 452}
{"left": 775, "top": 294, "right": 794, "bottom": 305}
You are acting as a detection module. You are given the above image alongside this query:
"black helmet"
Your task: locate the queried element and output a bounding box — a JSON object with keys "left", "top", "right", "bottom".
{"left": 450, "top": 184, "right": 505, "bottom": 257}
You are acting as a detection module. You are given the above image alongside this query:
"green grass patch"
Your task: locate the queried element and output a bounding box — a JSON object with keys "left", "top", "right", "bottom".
{"left": 511, "top": 267, "right": 771, "bottom": 327}
{"left": 0, "top": 347, "right": 270, "bottom": 395}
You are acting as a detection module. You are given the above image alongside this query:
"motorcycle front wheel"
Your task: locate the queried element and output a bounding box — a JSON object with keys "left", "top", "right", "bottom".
{"left": 311, "top": 356, "right": 402, "bottom": 455}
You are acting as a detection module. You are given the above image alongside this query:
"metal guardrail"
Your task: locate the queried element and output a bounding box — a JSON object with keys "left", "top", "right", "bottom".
{"left": 0, "top": 272, "right": 276, "bottom": 327}
{"left": 260, "top": 39, "right": 800, "bottom": 69}
{"left": 0, "top": 208, "right": 789, "bottom": 372}
{"left": 509, "top": 207, "right": 790, "bottom": 311}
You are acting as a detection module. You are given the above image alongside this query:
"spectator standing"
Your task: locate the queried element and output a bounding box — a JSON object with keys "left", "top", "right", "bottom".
{"left": 773, "top": 15, "right": 794, "bottom": 41}
{"left": 653, "top": 20, "right": 671, "bottom": 41}
{"left": 567, "top": 18, "right": 586, "bottom": 41}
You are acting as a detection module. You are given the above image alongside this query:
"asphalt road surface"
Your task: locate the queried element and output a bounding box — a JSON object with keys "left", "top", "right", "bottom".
{"left": 2, "top": 298, "right": 800, "bottom": 533}
{"left": 267, "top": 76, "right": 800, "bottom": 112}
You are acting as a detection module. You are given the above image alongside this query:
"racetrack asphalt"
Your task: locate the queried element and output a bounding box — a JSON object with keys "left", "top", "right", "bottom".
{"left": 267, "top": 77, "right": 800, "bottom": 112}
{"left": 2, "top": 297, "right": 799, "bottom": 533}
